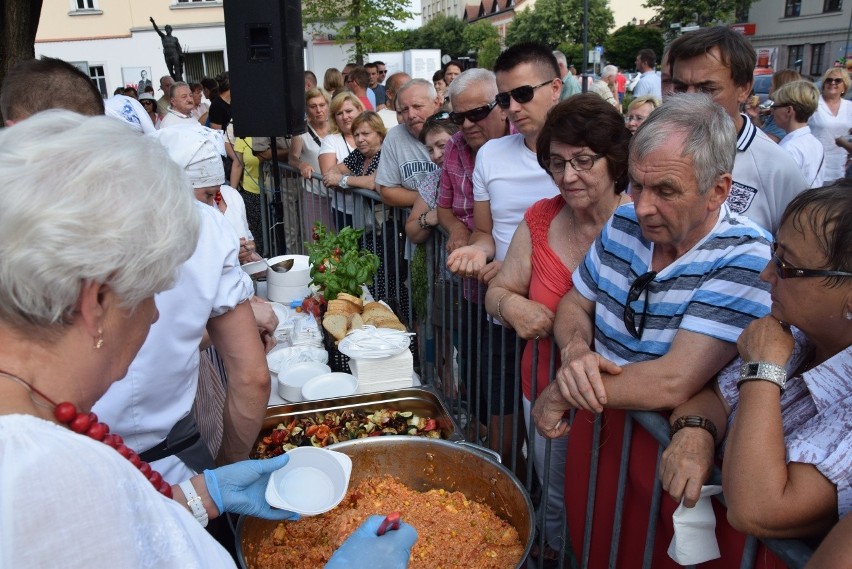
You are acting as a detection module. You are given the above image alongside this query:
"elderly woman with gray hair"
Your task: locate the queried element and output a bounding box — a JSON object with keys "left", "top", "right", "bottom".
{"left": 0, "top": 111, "right": 418, "bottom": 568}
{"left": 0, "top": 111, "right": 300, "bottom": 565}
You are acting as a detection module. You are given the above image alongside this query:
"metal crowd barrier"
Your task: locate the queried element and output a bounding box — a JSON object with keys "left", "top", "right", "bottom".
{"left": 258, "top": 165, "right": 816, "bottom": 569}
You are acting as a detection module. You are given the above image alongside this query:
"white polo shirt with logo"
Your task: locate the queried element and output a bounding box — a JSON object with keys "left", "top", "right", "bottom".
{"left": 729, "top": 113, "right": 808, "bottom": 235}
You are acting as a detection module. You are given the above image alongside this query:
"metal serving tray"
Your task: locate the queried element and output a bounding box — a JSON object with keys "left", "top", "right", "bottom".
{"left": 257, "top": 385, "right": 464, "bottom": 444}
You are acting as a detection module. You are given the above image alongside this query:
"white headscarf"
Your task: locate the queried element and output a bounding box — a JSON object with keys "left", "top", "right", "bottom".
{"left": 152, "top": 124, "right": 225, "bottom": 188}
{"left": 104, "top": 95, "right": 156, "bottom": 135}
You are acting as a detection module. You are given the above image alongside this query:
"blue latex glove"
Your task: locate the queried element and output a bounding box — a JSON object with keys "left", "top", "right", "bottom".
{"left": 203, "top": 454, "right": 300, "bottom": 521}
{"left": 325, "top": 515, "right": 418, "bottom": 569}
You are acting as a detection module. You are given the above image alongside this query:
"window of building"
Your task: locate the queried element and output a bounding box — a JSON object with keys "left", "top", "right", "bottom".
{"left": 784, "top": 0, "right": 801, "bottom": 16}
{"left": 183, "top": 51, "right": 226, "bottom": 82}
{"left": 824, "top": 0, "right": 842, "bottom": 11}
{"left": 788, "top": 45, "right": 804, "bottom": 72}
{"left": 69, "top": 0, "right": 101, "bottom": 14}
{"left": 88, "top": 65, "right": 107, "bottom": 98}
{"left": 810, "top": 44, "right": 826, "bottom": 76}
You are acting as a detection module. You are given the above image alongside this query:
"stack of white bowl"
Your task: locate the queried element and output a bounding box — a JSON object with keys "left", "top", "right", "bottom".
{"left": 266, "top": 254, "right": 311, "bottom": 304}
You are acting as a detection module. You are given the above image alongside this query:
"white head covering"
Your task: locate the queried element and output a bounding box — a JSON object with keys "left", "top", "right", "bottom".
{"left": 152, "top": 124, "right": 226, "bottom": 188}
{"left": 104, "top": 95, "right": 156, "bottom": 135}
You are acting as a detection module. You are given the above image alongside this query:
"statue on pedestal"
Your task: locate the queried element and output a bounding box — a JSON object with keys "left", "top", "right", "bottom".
{"left": 150, "top": 17, "right": 184, "bottom": 81}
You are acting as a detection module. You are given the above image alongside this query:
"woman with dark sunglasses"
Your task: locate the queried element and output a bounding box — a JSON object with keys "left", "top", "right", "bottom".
{"left": 809, "top": 67, "right": 852, "bottom": 180}
{"left": 661, "top": 182, "right": 852, "bottom": 541}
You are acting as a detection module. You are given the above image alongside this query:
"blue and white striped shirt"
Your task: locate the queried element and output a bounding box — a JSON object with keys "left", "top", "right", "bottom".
{"left": 574, "top": 203, "right": 772, "bottom": 366}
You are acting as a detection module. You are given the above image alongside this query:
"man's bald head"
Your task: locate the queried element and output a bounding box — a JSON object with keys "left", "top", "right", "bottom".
{"left": 1, "top": 57, "right": 104, "bottom": 125}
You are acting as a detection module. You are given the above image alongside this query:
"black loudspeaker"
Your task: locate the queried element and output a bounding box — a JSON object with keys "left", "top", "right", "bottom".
{"left": 223, "top": 0, "right": 306, "bottom": 137}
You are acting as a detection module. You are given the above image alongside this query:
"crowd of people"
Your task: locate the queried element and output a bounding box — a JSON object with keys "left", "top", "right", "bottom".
{"left": 1, "top": 22, "right": 851, "bottom": 569}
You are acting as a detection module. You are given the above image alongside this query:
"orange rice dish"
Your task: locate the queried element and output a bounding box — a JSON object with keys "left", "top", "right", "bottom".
{"left": 248, "top": 475, "right": 524, "bottom": 569}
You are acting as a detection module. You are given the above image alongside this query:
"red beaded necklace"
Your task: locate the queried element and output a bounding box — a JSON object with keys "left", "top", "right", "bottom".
{"left": 0, "top": 370, "right": 173, "bottom": 498}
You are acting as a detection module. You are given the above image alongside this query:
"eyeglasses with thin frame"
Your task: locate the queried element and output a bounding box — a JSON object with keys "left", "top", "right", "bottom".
{"left": 825, "top": 77, "right": 844, "bottom": 85}
{"left": 545, "top": 154, "right": 604, "bottom": 175}
{"left": 771, "top": 243, "right": 852, "bottom": 279}
{"left": 448, "top": 101, "right": 497, "bottom": 125}
{"left": 495, "top": 80, "right": 553, "bottom": 108}
{"left": 623, "top": 271, "right": 656, "bottom": 340}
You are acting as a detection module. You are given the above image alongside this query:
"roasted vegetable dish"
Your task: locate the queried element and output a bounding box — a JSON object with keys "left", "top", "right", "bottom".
{"left": 254, "top": 408, "right": 442, "bottom": 458}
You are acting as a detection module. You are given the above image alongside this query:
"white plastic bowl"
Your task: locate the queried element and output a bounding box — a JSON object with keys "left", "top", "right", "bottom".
{"left": 277, "top": 361, "right": 331, "bottom": 402}
{"left": 265, "top": 447, "right": 353, "bottom": 515}
{"left": 301, "top": 372, "right": 358, "bottom": 401}
{"left": 266, "top": 255, "right": 310, "bottom": 288}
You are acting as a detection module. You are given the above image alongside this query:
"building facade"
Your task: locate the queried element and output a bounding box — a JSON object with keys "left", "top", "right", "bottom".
{"left": 748, "top": 0, "right": 852, "bottom": 78}
{"left": 36, "top": 0, "right": 228, "bottom": 97}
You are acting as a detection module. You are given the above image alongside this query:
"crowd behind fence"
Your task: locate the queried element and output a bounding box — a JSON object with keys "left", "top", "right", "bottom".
{"left": 259, "top": 162, "right": 816, "bottom": 569}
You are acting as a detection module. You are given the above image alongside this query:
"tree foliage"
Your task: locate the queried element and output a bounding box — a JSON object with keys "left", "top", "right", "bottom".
{"left": 642, "top": 0, "right": 753, "bottom": 31}
{"left": 463, "top": 20, "right": 502, "bottom": 69}
{"left": 410, "top": 14, "right": 470, "bottom": 59}
{"left": 603, "top": 25, "right": 664, "bottom": 70}
{"left": 505, "top": 0, "right": 614, "bottom": 51}
{"left": 302, "top": 0, "right": 415, "bottom": 63}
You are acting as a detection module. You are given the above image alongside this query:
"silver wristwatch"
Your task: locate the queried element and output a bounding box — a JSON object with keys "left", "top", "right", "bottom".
{"left": 738, "top": 361, "right": 787, "bottom": 393}
{"left": 339, "top": 175, "right": 350, "bottom": 189}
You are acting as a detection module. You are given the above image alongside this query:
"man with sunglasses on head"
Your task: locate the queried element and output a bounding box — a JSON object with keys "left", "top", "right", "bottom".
{"left": 445, "top": 43, "right": 561, "bottom": 468}
{"left": 375, "top": 79, "right": 440, "bottom": 207}
{"left": 531, "top": 95, "right": 772, "bottom": 566}
{"left": 667, "top": 26, "right": 807, "bottom": 235}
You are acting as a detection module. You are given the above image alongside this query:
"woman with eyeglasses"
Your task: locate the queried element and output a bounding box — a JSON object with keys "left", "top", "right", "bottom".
{"left": 624, "top": 95, "right": 660, "bottom": 134}
{"left": 484, "top": 94, "right": 632, "bottom": 562}
{"left": 322, "top": 110, "right": 386, "bottom": 194}
{"left": 661, "top": 182, "right": 852, "bottom": 540}
{"left": 809, "top": 68, "right": 852, "bottom": 181}
{"left": 770, "top": 80, "right": 826, "bottom": 188}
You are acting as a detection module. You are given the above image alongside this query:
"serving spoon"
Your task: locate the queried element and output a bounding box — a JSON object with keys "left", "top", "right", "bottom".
{"left": 267, "top": 258, "right": 294, "bottom": 273}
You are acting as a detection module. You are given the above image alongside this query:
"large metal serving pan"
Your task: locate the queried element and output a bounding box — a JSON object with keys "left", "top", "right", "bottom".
{"left": 255, "top": 385, "right": 464, "bottom": 446}
{"left": 238, "top": 437, "right": 534, "bottom": 569}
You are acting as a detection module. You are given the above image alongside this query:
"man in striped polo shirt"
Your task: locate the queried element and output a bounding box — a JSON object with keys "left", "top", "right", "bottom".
{"left": 532, "top": 94, "right": 773, "bottom": 566}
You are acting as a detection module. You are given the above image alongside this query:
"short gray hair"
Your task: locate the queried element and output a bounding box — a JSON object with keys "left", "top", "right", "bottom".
{"left": 552, "top": 51, "right": 567, "bottom": 67}
{"left": 601, "top": 65, "right": 618, "bottom": 79}
{"left": 630, "top": 94, "right": 735, "bottom": 195}
{"left": 0, "top": 110, "right": 198, "bottom": 333}
{"left": 169, "top": 81, "right": 190, "bottom": 99}
{"left": 448, "top": 68, "right": 498, "bottom": 104}
{"left": 396, "top": 78, "right": 438, "bottom": 103}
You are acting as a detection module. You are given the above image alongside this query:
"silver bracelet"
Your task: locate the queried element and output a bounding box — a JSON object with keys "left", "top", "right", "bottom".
{"left": 339, "top": 175, "right": 349, "bottom": 189}
{"left": 738, "top": 361, "right": 786, "bottom": 393}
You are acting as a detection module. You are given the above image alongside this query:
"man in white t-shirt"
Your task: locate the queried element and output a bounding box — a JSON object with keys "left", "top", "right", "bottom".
{"left": 668, "top": 26, "right": 807, "bottom": 234}
{"left": 447, "top": 42, "right": 560, "bottom": 281}
{"left": 445, "top": 42, "right": 561, "bottom": 468}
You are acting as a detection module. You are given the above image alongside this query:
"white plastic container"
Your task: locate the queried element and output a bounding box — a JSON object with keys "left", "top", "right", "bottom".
{"left": 266, "top": 254, "right": 310, "bottom": 287}
{"left": 265, "top": 447, "right": 353, "bottom": 515}
{"left": 277, "top": 362, "right": 331, "bottom": 402}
